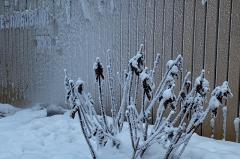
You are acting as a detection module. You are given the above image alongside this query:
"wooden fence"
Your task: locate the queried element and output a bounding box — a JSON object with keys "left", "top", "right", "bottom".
{"left": 0, "top": 0, "right": 239, "bottom": 142}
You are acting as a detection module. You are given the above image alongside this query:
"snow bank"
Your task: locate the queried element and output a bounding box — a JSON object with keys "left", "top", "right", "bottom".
{"left": 0, "top": 107, "right": 240, "bottom": 159}
{"left": 32, "top": 103, "right": 66, "bottom": 116}
{"left": 0, "top": 103, "right": 20, "bottom": 118}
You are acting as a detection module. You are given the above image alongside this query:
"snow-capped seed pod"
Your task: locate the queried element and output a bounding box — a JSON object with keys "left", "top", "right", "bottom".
{"left": 94, "top": 57, "right": 104, "bottom": 81}
{"left": 129, "top": 45, "right": 145, "bottom": 76}
{"left": 220, "top": 81, "right": 233, "bottom": 99}
{"left": 185, "top": 79, "right": 191, "bottom": 93}
{"left": 160, "top": 86, "right": 176, "bottom": 110}
{"left": 168, "top": 54, "right": 183, "bottom": 72}
{"left": 210, "top": 81, "right": 232, "bottom": 106}
{"left": 210, "top": 81, "right": 233, "bottom": 112}
{"left": 209, "top": 97, "right": 220, "bottom": 118}
{"left": 166, "top": 60, "right": 174, "bottom": 70}
{"left": 194, "top": 70, "right": 209, "bottom": 96}
{"left": 75, "top": 78, "right": 84, "bottom": 94}
{"left": 140, "top": 68, "right": 155, "bottom": 100}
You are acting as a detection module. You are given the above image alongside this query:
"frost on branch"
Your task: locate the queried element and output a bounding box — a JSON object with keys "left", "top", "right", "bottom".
{"left": 64, "top": 44, "right": 233, "bottom": 159}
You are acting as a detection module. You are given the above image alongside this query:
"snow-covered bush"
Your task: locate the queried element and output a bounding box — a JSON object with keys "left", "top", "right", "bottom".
{"left": 64, "top": 44, "right": 232, "bottom": 159}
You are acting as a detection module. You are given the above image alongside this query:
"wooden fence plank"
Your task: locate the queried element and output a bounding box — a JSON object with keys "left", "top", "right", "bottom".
{"left": 173, "top": 0, "right": 184, "bottom": 57}
{"left": 4, "top": 2, "right": 10, "bottom": 103}
{"left": 203, "top": 0, "right": 219, "bottom": 138}
{"left": 26, "top": 0, "right": 35, "bottom": 102}
{"left": 113, "top": 0, "right": 122, "bottom": 110}
{"left": 134, "top": 0, "right": 146, "bottom": 112}
{"left": 163, "top": 0, "right": 174, "bottom": 67}
{"left": 129, "top": 0, "right": 138, "bottom": 57}
{"left": 137, "top": 0, "right": 146, "bottom": 52}
{"left": 215, "top": 0, "right": 232, "bottom": 140}
{"left": 193, "top": 0, "right": 207, "bottom": 135}
{"left": 120, "top": 0, "right": 130, "bottom": 71}
{"left": 183, "top": 0, "right": 195, "bottom": 78}
{"left": 145, "top": 0, "right": 154, "bottom": 68}
{"left": 145, "top": 0, "right": 155, "bottom": 122}
{"left": 162, "top": 0, "right": 174, "bottom": 119}
{"left": 152, "top": 0, "right": 164, "bottom": 121}
{"left": 173, "top": 0, "right": 184, "bottom": 92}
{"left": 172, "top": 0, "right": 184, "bottom": 125}
{"left": 0, "top": 0, "right": 4, "bottom": 102}
{"left": 227, "top": 0, "right": 240, "bottom": 142}
{"left": 9, "top": 0, "right": 14, "bottom": 103}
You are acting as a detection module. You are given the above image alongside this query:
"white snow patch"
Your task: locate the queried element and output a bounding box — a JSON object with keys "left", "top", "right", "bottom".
{"left": 0, "top": 105, "right": 240, "bottom": 159}
{"left": 0, "top": 103, "right": 20, "bottom": 118}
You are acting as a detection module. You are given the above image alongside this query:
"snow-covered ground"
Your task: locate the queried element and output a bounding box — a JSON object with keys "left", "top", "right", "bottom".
{"left": 0, "top": 103, "right": 20, "bottom": 118}
{"left": 0, "top": 104, "right": 240, "bottom": 159}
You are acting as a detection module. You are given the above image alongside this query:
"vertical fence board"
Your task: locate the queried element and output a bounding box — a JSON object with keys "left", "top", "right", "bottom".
{"left": 163, "top": 0, "right": 174, "bottom": 67}
{"left": 145, "top": 0, "right": 154, "bottom": 68}
{"left": 12, "top": 0, "right": 17, "bottom": 104}
{"left": 137, "top": 0, "right": 146, "bottom": 51}
{"left": 193, "top": 0, "right": 207, "bottom": 135}
{"left": 173, "top": 0, "right": 184, "bottom": 56}
{"left": 173, "top": 0, "right": 184, "bottom": 100}
{"left": 23, "top": 1, "right": 28, "bottom": 103}
{"left": 215, "top": 0, "right": 232, "bottom": 140}
{"left": 121, "top": 0, "right": 130, "bottom": 72}
{"left": 183, "top": 0, "right": 195, "bottom": 77}
{"left": 134, "top": 0, "right": 146, "bottom": 112}
{"left": 0, "top": 0, "right": 4, "bottom": 102}
{"left": 112, "top": 0, "right": 122, "bottom": 108}
{"left": 227, "top": 0, "right": 240, "bottom": 142}
{"left": 10, "top": 0, "right": 15, "bottom": 103}
{"left": 129, "top": 0, "right": 137, "bottom": 57}
{"left": 5, "top": 2, "right": 10, "bottom": 103}
{"left": 145, "top": 0, "right": 155, "bottom": 122}
{"left": 152, "top": 0, "right": 164, "bottom": 121}
{"left": 172, "top": 0, "right": 184, "bottom": 124}
{"left": 203, "top": 0, "right": 219, "bottom": 138}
